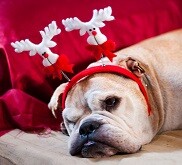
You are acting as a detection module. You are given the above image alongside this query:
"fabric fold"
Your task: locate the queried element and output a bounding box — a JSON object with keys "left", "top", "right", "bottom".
{"left": 0, "top": 89, "right": 61, "bottom": 136}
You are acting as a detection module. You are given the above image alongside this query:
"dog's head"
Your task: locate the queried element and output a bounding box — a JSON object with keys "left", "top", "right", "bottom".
{"left": 49, "top": 57, "right": 154, "bottom": 158}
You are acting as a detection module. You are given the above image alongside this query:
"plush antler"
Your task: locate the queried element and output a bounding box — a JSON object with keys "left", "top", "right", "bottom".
{"left": 62, "top": 6, "right": 114, "bottom": 36}
{"left": 62, "top": 17, "right": 84, "bottom": 34}
{"left": 11, "top": 39, "right": 36, "bottom": 56}
{"left": 90, "top": 6, "right": 114, "bottom": 27}
{"left": 11, "top": 21, "right": 61, "bottom": 57}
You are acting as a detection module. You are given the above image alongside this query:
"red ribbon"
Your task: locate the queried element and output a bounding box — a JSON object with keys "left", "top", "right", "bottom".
{"left": 86, "top": 40, "right": 117, "bottom": 62}
{"left": 44, "top": 54, "right": 74, "bottom": 80}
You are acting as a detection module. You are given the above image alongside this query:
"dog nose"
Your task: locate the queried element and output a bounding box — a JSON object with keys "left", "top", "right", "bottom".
{"left": 79, "top": 121, "right": 100, "bottom": 136}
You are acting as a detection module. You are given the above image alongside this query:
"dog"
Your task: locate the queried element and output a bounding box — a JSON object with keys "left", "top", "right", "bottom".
{"left": 48, "top": 29, "right": 182, "bottom": 158}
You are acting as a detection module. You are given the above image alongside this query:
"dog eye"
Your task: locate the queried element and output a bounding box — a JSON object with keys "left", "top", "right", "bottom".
{"left": 67, "top": 119, "right": 76, "bottom": 125}
{"left": 66, "top": 119, "right": 76, "bottom": 127}
{"left": 105, "top": 97, "right": 117, "bottom": 106}
{"left": 103, "top": 97, "right": 120, "bottom": 110}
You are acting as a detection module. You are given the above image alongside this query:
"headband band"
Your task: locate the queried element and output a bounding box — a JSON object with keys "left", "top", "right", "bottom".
{"left": 62, "top": 65, "right": 151, "bottom": 116}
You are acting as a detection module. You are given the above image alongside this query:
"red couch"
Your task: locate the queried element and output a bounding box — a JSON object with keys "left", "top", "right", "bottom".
{"left": 0, "top": 0, "right": 182, "bottom": 136}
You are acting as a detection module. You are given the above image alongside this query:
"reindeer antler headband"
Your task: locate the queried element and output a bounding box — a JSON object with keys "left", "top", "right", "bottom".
{"left": 62, "top": 6, "right": 117, "bottom": 63}
{"left": 11, "top": 21, "right": 73, "bottom": 81}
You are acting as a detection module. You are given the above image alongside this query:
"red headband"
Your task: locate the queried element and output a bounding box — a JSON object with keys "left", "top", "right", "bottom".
{"left": 62, "top": 65, "right": 151, "bottom": 116}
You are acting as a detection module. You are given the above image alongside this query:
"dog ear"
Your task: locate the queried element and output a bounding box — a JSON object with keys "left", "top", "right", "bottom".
{"left": 118, "top": 57, "right": 145, "bottom": 78}
{"left": 48, "top": 82, "right": 68, "bottom": 118}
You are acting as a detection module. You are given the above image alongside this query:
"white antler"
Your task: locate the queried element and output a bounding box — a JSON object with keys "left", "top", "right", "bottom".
{"left": 11, "top": 21, "right": 61, "bottom": 56}
{"left": 62, "top": 6, "right": 114, "bottom": 36}
{"left": 39, "top": 21, "right": 61, "bottom": 52}
{"left": 62, "top": 17, "right": 86, "bottom": 36}
{"left": 90, "top": 6, "right": 114, "bottom": 28}
{"left": 62, "top": 17, "right": 84, "bottom": 32}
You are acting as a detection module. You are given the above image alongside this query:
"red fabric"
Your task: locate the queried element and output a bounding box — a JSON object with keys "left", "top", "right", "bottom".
{"left": 1, "top": 89, "right": 61, "bottom": 131}
{"left": 0, "top": 0, "right": 182, "bottom": 136}
{"left": 62, "top": 65, "right": 151, "bottom": 116}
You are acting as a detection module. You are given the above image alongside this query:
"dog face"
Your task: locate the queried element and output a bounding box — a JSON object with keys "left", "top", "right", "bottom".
{"left": 49, "top": 58, "right": 155, "bottom": 158}
{"left": 62, "top": 72, "right": 154, "bottom": 158}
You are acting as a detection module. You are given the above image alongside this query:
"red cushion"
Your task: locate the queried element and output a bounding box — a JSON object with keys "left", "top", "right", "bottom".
{"left": 0, "top": 0, "right": 182, "bottom": 136}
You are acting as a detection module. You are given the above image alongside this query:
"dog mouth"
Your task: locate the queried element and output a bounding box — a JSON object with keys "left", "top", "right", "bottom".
{"left": 69, "top": 132, "right": 121, "bottom": 158}
{"left": 70, "top": 139, "right": 119, "bottom": 158}
{"left": 71, "top": 139, "right": 141, "bottom": 158}
{"left": 81, "top": 140, "right": 119, "bottom": 158}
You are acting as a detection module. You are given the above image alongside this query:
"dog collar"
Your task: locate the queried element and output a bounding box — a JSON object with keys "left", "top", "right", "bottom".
{"left": 62, "top": 65, "right": 151, "bottom": 116}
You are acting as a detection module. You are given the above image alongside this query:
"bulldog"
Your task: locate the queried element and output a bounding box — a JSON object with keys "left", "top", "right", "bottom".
{"left": 48, "top": 29, "right": 182, "bottom": 158}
